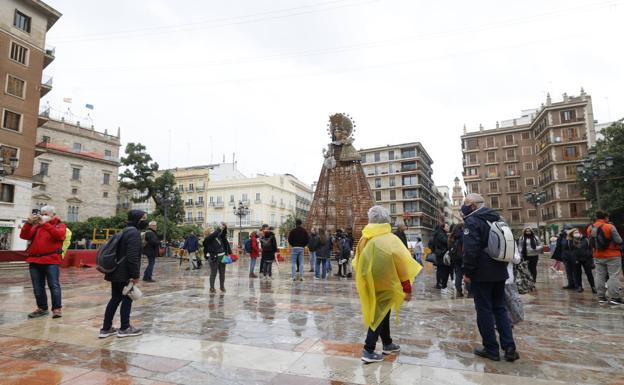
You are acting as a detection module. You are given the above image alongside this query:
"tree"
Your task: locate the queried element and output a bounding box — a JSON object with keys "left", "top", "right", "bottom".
{"left": 119, "top": 143, "right": 159, "bottom": 203}
{"left": 279, "top": 214, "right": 298, "bottom": 239}
{"left": 152, "top": 170, "right": 185, "bottom": 224}
{"left": 579, "top": 119, "right": 624, "bottom": 225}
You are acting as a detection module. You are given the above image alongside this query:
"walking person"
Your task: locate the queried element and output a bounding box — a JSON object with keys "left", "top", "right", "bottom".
{"left": 249, "top": 228, "right": 261, "bottom": 278}
{"left": 203, "top": 225, "right": 227, "bottom": 293}
{"left": 353, "top": 206, "right": 422, "bottom": 363}
{"left": 314, "top": 229, "right": 332, "bottom": 279}
{"left": 557, "top": 227, "right": 577, "bottom": 289}
{"left": 413, "top": 237, "right": 424, "bottom": 265}
{"left": 462, "top": 194, "right": 519, "bottom": 362}
{"left": 99, "top": 210, "right": 145, "bottom": 338}
{"left": 587, "top": 211, "right": 623, "bottom": 304}
{"left": 308, "top": 228, "right": 320, "bottom": 273}
{"left": 20, "top": 205, "right": 67, "bottom": 319}
{"left": 393, "top": 224, "right": 408, "bottom": 248}
{"left": 142, "top": 221, "right": 160, "bottom": 282}
{"left": 518, "top": 227, "right": 542, "bottom": 283}
{"left": 563, "top": 228, "right": 596, "bottom": 293}
{"left": 288, "top": 219, "right": 309, "bottom": 281}
{"left": 183, "top": 231, "right": 200, "bottom": 270}
{"left": 449, "top": 224, "right": 466, "bottom": 297}
{"left": 260, "top": 227, "right": 278, "bottom": 280}
{"left": 432, "top": 223, "right": 451, "bottom": 289}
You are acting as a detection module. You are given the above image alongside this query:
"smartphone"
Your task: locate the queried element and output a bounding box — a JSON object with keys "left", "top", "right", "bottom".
{"left": 32, "top": 209, "right": 40, "bottom": 215}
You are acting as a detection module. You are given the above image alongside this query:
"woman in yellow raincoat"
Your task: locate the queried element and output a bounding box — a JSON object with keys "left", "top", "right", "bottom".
{"left": 353, "top": 206, "right": 422, "bottom": 363}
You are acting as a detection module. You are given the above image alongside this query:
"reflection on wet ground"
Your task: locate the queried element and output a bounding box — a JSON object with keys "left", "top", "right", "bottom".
{"left": 0, "top": 257, "right": 622, "bottom": 384}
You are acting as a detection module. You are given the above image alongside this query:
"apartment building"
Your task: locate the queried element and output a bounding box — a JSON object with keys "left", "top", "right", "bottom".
{"left": 461, "top": 90, "right": 595, "bottom": 235}
{"left": 436, "top": 185, "right": 454, "bottom": 225}
{"left": 0, "top": 0, "right": 60, "bottom": 250}
{"left": 360, "top": 142, "right": 438, "bottom": 243}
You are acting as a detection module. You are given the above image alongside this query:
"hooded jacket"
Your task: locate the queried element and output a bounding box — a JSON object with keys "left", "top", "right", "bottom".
{"left": 352, "top": 223, "right": 422, "bottom": 331}
{"left": 105, "top": 210, "right": 144, "bottom": 283}
{"left": 20, "top": 217, "right": 67, "bottom": 265}
{"left": 250, "top": 231, "right": 260, "bottom": 258}
{"left": 462, "top": 207, "right": 509, "bottom": 282}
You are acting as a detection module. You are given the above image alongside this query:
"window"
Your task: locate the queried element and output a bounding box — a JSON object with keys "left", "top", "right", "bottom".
{"left": 525, "top": 178, "right": 535, "bottom": 187}
{"left": 187, "top": 212, "right": 193, "bottom": 221}
{"left": 104, "top": 149, "right": 112, "bottom": 157}
{"left": 469, "top": 182, "right": 480, "bottom": 194}
{"left": 73, "top": 143, "right": 82, "bottom": 152}
{"left": 524, "top": 162, "right": 534, "bottom": 171}
{"left": 506, "top": 149, "right": 516, "bottom": 161}
{"left": 6, "top": 75, "right": 25, "bottom": 98}
{"left": 508, "top": 179, "right": 518, "bottom": 191}
{"left": 103, "top": 192, "right": 109, "bottom": 198}
{"left": 198, "top": 196, "right": 204, "bottom": 204}
{"left": 565, "top": 165, "right": 576, "bottom": 177}
{"left": 375, "top": 191, "right": 381, "bottom": 201}
{"left": 42, "top": 136, "right": 50, "bottom": 143}
{"left": 71, "top": 168, "right": 81, "bottom": 181}
{"left": 374, "top": 152, "right": 380, "bottom": 162}
{"left": 401, "top": 161, "right": 416, "bottom": 172}
{"left": 39, "top": 162, "right": 49, "bottom": 176}
{"left": 567, "top": 183, "right": 581, "bottom": 198}
{"left": 522, "top": 131, "right": 531, "bottom": 140}
{"left": 570, "top": 203, "right": 579, "bottom": 217}
{"left": 522, "top": 146, "right": 533, "bottom": 156}
{"left": 178, "top": 184, "right": 183, "bottom": 191}
{"left": 563, "top": 146, "right": 578, "bottom": 160}
{"left": 487, "top": 166, "right": 497, "bottom": 178}
{"left": 401, "top": 147, "right": 416, "bottom": 158}
{"left": 361, "top": 153, "right": 367, "bottom": 163}
{"left": 465, "top": 167, "right": 478, "bottom": 176}
{"left": 528, "top": 209, "right": 537, "bottom": 218}
{"left": 242, "top": 193, "right": 248, "bottom": 202}
{"left": 402, "top": 175, "right": 417, "bottom": 186}
{"left": 0, "top": 146, "right": 18, "bottom": 166}
{"left": 486, "top": 137, "right": 495, "bottom": 148}
{"left": 217, "top": 196, "right": 223, "bottom": 203}
{"left": 506, "top": 164, "right": 518, "bottom": 176}
{"left": 510, "top": 195, "right": 519, "bottom": 207}
{"left": 375, "top": 178, "right": 381, "bottom": 188}
{"left": 188, "top": 183, "right": 194, "bottom": 191}
{"left": 564, "top": 127, "right": 578, "bottom": 141}
{"left": 390, "top": 190, "right": 396, "bottom": 200}
{"left": 465, "top": 139, "right": 479, "bottom": 151}
{"left": 404, "top": 201, "right": 418, "bottom": 212}
{"left": 511, "top": 210, "right": 521, "bottom": 223}
{"left": 9, "top": 42, "right": 28, "bottom": 65}
{"left": 489, "top": 181, "right": 498, "bottom": 192}
{"left": 388, "top": 150, "right": 395, "bottom": 160}
{"left": 390, "top": 203, "right": 396, "bottom": 214}
{"left": 230, "top": 195, "right": 234, "bottom": 202}
{"left": 0, "top": 183, "right": 15, "bottom": 203}
{"left": 67, "top": 206, "right": 79, "bottom": 222}
{"left": 2, "top": 110, "right": 22, "bottom": 131}
{"left": 71, "top": 188, "right": 78, "bottom": 195}
{"left": 403, "top": 189, "right": 417, "bottom": 199}
{"left": 561, "top": 110, "right": 576, "bottom": 122}
{"left": 255, "top": 192, "right": 261, "bottom": 202}
{"left": 487, "top": 151, "right": 496, "bottom": 163}
{"left": 505, "top": 135, "right": 514, "bottom": 145}
{"left": 389, "top": 176, "right": 395, "bottom": 187}
{"left": 102, "top": 173, "right": 110, "bottom": 185}
{"left": 14, "top": 10, "right": 31, "bottom": 33}
{"left": 466, "top": 153, "right": 478, "bottom": 165}
{"left": 491, "top": 196, "right": 500, "bottom": 208}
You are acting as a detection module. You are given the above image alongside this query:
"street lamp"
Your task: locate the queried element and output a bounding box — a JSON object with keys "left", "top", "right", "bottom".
{"left": 233, "top": 201, "right": 249, "bottom": 248}
{"left": 0, "top": 157, "right": 19, "bottom": 180}
{"left": 576, "top": 149, "right": 615, "bottom": 209}
{"left": 525, "top": 188, "right": 546, "bottom": 243}
{"left": 156, "top": 185, "right": 173, "bottom": 258}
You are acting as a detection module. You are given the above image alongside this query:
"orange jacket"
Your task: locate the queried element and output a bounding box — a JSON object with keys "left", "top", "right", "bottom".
{"left": 586, "top": 219, "right": 623, "bottom": 258}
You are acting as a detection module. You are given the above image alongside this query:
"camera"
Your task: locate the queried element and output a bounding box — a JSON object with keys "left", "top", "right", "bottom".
{"left": 32, "top": 209, "right": 40, "bottom": 215}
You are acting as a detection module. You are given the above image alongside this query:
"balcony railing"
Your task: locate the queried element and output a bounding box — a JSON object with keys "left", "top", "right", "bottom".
{"left": 562, "top": 153, "right": 581, "bottom": 161}
{"left": 195, "top": 201, "right": 204, "bottom": 207}
{"left": 214, "top": 202, "right": 224, "bottom": 208}
{"left": 43, "top": 45, "right": 55, "bottom": 68}
{"left": 504, "top": 170, "right": 521, "bottom": 177}
{"left": 40, "top": 75, "right": 53, "bottom": 97}
{"left": 539, "top": 175, "right": 553, "bottom": 187}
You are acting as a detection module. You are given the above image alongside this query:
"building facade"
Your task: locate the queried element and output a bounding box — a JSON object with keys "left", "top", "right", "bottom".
{"left": 451, "top": 177, "right": 464, "bottom": 224}
{"left": 31, "top": 118, "right": 121, "bottom": 222}
{"left": 0, "top": 0, "right": 60, "bottom": 250}
{"left": 360, "top": 142, "right": 438, "bottom": 243}
{"left": 436, "top": 185, "right": 454, "bottom": 225}
{"left": 461, "top": 90, "right": 596, "bottom": 236}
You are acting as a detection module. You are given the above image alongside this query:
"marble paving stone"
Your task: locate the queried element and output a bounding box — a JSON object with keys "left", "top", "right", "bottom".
{"left": 285, "top": 353, "right": 397, "bottom": 385}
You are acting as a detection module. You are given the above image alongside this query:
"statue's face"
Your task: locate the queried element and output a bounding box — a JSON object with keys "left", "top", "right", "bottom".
{"left": 334, "top": 128, "right": 346, "bottom": 140}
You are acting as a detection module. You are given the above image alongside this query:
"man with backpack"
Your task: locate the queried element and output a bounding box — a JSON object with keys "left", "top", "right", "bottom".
{"left": 461, "top": 194, "right": 519, "bottom": 363}
{"left": 586, "top": 210, "right": 623, "bottom": 305}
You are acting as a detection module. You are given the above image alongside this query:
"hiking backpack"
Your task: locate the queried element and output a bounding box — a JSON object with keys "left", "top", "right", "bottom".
{"left": 96, "top": 228, "right": 130, "bottom": 274}
{"left": 484, "top": 220, "right": 516, "bottom": 263}
{"left": 589, "top": 225, "right": 610, "bottom": 250}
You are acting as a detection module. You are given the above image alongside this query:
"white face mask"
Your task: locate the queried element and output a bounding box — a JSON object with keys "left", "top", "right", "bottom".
{"left": 40, "top": 215, "right": 51, "bottom": 223}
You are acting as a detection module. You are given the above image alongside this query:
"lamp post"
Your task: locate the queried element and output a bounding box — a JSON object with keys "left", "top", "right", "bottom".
{"left": 576, "top": 148, "right": 615, "bottom": 209}
{"left": 0, "top": 157, "right": 19, "bottom": 181}
{"left": 233, "top": 201, "right": 249, "bottom": 248}
{"left": 525, "top": 188, "right": 546, "bottom": 243}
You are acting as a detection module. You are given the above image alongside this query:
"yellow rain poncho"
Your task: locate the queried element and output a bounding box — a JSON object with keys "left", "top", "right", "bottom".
{"left": 352, "top": 223, "right": 422, "bottom": 331}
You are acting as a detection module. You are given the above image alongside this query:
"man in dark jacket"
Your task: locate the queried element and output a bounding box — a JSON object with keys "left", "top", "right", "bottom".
{"left": 183, "top": 231, "right": 200, "bottom": 270}
{"left": 142, "top": 221, "right": 160, "bottom": 282}
{"left": 99, "top": 210, "right": 145, "bottom": 339}
{"left": 394, "top": 224, "right": 408, "bottom": 248}
{"left": 308, "top": 228, "right": 320, "bottom": 273}
{"left": 462, "top": 194, "right": 519, "bottom": 362}
{"left": 288, "top": 219, "right": 309, "bottom": 281}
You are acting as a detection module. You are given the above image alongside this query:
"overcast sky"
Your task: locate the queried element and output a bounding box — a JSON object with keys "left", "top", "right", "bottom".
{"left": 42, "top": 0, "right": 623, "bottom": 189}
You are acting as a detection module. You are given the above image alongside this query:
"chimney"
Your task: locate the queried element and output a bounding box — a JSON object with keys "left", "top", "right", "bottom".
{"left": 479, "top": 124, "right": 483, "bottom": 131}
{"left": 496, "top": 121, "right": 500, "bottom": 129}
{"left": 546, "top": 93, "right": 551, "bottom": 106}
{"left": 562, "top": 92, "right": 568, "bottom": 102}
{"left": 580, "top": 87, "right": 586, "bottom": 97}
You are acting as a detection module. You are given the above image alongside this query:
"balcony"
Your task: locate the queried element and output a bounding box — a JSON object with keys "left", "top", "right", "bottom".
{"left": 40, "top": 75, "right": 53, "bottom": 97}
{"left": 32, "top": 171, "right": 47, "bottom": 186}
{"left": 562, "top": 153, "right": 581, "bottom": 162}
{"left": 537, "top": 158, "right": 552, "bottom": 170}
{"left": 185, "top": 202, "right": 194, "bottom": 207}
{"left": 214, "top": 202, "right": 224, "bottom": 208}
{"left": 502, "top": 141, "right": 518, "bottom": 148}
{"left": 195, "top": 201, "right": 204, "bottom": 207}
{"left": 187, "top": 187, "right": 194, "bottom": 192}
{"left": 542, "top": 212, "right": 556, "bottom": 221}
{"left": 504, "top": 170, "right": 521, "bottom": 178}
{"left": 279, "top": 202, "right": 286, "bottom": 209}
{"left": 43, "top": 45, "right": 55, "bottom": 68}
{"left": 195, "top": 217, "right": 204, "bottom": 223}
{"left": 241, "top": 199, "right": 250, "bottom": 205}
{"left": 462, "top": 145, "right": 480, "bottom": 153}
{"left": 196, "top": 186, "right": 205, "bottom": 192}
{"left": 462, "top": 172, "right": 480, "bottom": 180}
{"left": 270, "top": 200, "right": 277, "bottom": 207}
{"left": 539, "top": 175, "right": 553, "bottom": 187}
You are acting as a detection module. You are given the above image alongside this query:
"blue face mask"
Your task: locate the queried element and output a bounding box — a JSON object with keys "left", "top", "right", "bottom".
{"left": 461, "top": 204, "right": 474, "bottom": 217}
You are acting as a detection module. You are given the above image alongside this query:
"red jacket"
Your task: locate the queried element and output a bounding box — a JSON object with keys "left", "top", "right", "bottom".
{"left": 250, "top": 232, "right": 260, "bottom": 258}
{"left": 20, "top": 217, "right": 67, "bottom": 265}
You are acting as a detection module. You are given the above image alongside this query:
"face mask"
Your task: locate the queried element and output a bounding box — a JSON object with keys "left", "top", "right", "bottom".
{"left": 40, "top": 215, "right": 51, "bottom": 223}
{"left": 138, "top": 220, "right": 148, "bottom": 230}
{"left": 573, "top": 233, "right": 581, "bottom": 239}
{"left": 461, "top": 204, "right": 474, "bottom": 217}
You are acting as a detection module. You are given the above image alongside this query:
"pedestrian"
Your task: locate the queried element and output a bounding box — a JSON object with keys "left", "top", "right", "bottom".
{"left": 183, "top": 231, "right": 200, "bottom": 270}
{"left": 20, "top": 205, "right": 67, "bottom": 319}
{"left": 99, "top": 210, "right": 145, "bottom": 338}
{"left": 219, "top": 222, "right": 232, "bottom": 256}
{"left": 586, "top": 210, "right": 623, "bottom": 305}
{"left": 517, "top": 227, "right": 542, "bottom": 283}
{"left": 288, "top": 219, "right": 310, "bottom": 281}
{"left": 413, "top": 237, "right": 424, "bottom": 264}
{"left": 393, "top": 224, "right": 408, "bottom": 248}
{"left": 260, "top": 226, "right": 278, "bottom": 280}
{"left": 314, "top": 228, "right": 332, "bottom": 279}
{"left": 462, "top": 193, "right": 519, "bottom": 362}
{"left": 563, "top": 228, "right": 596, "bottom": 293}
{"left": 248, "top": 227, "right": 263, "bottom": 278}
{"left": 549, "top": 236, "right": 564, "bottom": 273}
{"left": 203, "top": 225, "right": 227, "bottom": 293}
{"left": 142, "top": 221, "right": 160, "bottom": 282}
{"left": 308, "top": 228, "right": 320, "bottom": 273}
{"left": 449, "top": 223, "right": 467, "bottom": 297}
{"left": 557, "top": 227, "right": 577, "bottom": 289}
{"left": 354, "top": 206, "right": 421, "bottom": 363}
{"left": 432, "top": 223, "right": 451, "bottom": 289}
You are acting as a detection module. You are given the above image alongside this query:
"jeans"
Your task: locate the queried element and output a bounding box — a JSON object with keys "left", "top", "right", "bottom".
{"left": 573, "top": 259, "right": 595, "bottom": 289}
{"left": 315, "top": 258, "right": 328, "bottom": 279}
{"left": 249, "top": 257, "right": 257, "bottom": 274}
{"left": 143, "top": 255, "right": 156, "bottom": 280}
{"left": 595, "top": 257, "right": 621, "bottom": 299}
{"left": 29, "top": 263, "right": 62, "bottom": 310}
{"left": 364, "top": 311, "right": 392, "bottom": 353}
{"left": 291, "top": 247, "right": 305, "bottom": 279}
{"left": 102, "top": 281, "right": 132, "bottom": 330}
{"left": 471, "top": 281, "right": 516, "bottom": 356}
{"left": 309, "top": 251, "right": 317, "bottom": 271}
{"left": 414, "top": 253, "right": 423, "bottom": 265}
{"left": 188, "top": 251, "right": 198, "bottom": 269}
{"left": 524, "top": 255, "right": 539, "bottom": 282}
{"left": 210, "top": 259, "right": 226, "bottom": 289}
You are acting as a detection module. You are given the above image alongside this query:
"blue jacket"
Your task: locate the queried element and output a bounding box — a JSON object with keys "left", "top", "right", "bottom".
{"left": 462, "top": 207, "right": 509, "bottom": 282}
{"left": 183, "top": 234, "right": 199, "bottom": 253}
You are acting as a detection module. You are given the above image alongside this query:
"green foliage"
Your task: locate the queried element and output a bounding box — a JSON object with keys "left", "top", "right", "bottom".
{"left": 279, "top": 214, "right": 298, "bottom": 238}
{"left": 579, "top": 119, "right": 624, "bottom": 225}
{"left": 65, "top": 214, "right": 127, "bottom": 242}
{"left": 152, "top": 170, "right": 185, "bottom": 224}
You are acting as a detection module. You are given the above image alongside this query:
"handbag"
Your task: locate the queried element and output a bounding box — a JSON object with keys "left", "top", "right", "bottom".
{"left": 504, "top": 283, "right": 524, "bottom": 324}
{"left": 426, "top": 252, "right": 436, "bottom": 264}
{"left": 122, "top": 281, "right": 143, "bottom": 301}
{"left": 442, "top": 251, "right": 452, "bottom": 266}
{"left": 514, "top": 260, "right": 535, "bottom": 294}
{"left": 221, "top": 254, "right": 233, "bottom": 264}
{"left": 229, "top": 253, "right": 239, "bottom": 262}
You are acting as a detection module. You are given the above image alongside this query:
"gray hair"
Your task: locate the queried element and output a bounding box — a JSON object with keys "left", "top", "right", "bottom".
{"left": 40, "top": 205, "right": 56, "bottom": 215}
{"left": 464, "top": 193, "right": 485, "bottom": 208}
{"left": 368, "top": 205, "right": 391, "bottom": 224}
{"left": 149, "top": 221, "right": 157, "bottom": 226}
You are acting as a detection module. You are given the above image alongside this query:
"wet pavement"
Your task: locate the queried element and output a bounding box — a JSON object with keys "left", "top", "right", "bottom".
{"left": 1, "top": 257, "right": 623, "bottom": 385}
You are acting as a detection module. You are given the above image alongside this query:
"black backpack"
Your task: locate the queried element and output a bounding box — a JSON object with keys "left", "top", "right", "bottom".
{"left": 96, "top": 228, "right": 130, "bottom": 274}
{"left": 339, "top": 237, "right": 351, "bottom": 258}
{"left": 589, "top": 225, "right": 610, "bottom": 250}
{"left": 260, "top": 236, "right": 273, "bottom": 252}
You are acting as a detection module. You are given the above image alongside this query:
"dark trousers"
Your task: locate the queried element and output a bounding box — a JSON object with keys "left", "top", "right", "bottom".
{"left": 210, "top": 259, "right": 226, "bottom": 289}
{"left": 471, "top": 281, "right": 516, "bottom": 356}
{"left": 454, "top": 263, "right": 464, "bottom": 293}
{"left": 143, "top": 255, "right": 156, "bottom": 280}
{"left": 29, "top": 263, "right": 62, "bottom": 310}
{"left": 260, "top": 259, "right": 273, "bottom": 276}
{"left": 102, "top": 281, "right": 132, "bottom": 330}
{"left": 436, "top": 264, "right": 451, "bottom": 288}
{"left": 364, "top": 311, "right": 392, "bottom": 353}
{"left": 574, "top": 259, "right": 595, "bottom": 289}
{"left": 524, "top": 255, "right": 538, "bottom": 282}
{"left": 563, "top": 255, "right": 576, "bottom": 287}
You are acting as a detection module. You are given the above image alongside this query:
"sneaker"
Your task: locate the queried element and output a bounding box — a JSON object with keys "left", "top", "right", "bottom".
{"left": 99, "top": 327, "right": 118, "bottom": 338}
{"left": 591, "top": 287, "right": 598, "bottom": 294}
{"left": 309, "top": 269, "right": 314, "bottom": 272}
{"left": 52, "top": 309, "right": 62, "bottom": 319}
{"left": 609, "top": 298, "right": 624, "bottom": 305}
{"left": 504, "top": 348, "right": 520, "bottom": 362}
{"left": 361, "top": 350, "right": 384, "bottom": 363}
{"left": 142, "top": 278, "right": 156, "bottom": 283}
{"left": 576, "top": 287, "right": 584, "bottom": 293}
{"left": 598, "top": 296, "right": 609, "bottom": 304}
{"left": 298, "top": 276, "right": 304, "bottom": 282}
{"left": 346, "top": 273, "right": 352, "bottom": 278}
{"left": 314, "top": 276, "right": 319, "bottom": 280}
{"left": 220, "top": 287, "right": 226, "bottom": 293}
{"left": 209, "top": 288, "right": 216, "bottom": 293}
{"left": 456, "top": 291, "right": 464, "bottom": 298}
{"left": 28, "top": 308, "right": 49, "bottom": 318}
{"left": 117, "top": 326, "right": 143, "bottom": 338}
{"left": 473, "top": 347, "right": 501, "bottom": 361}
{"left": 382, "top": 343, "right": 401, "bottom": 355}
